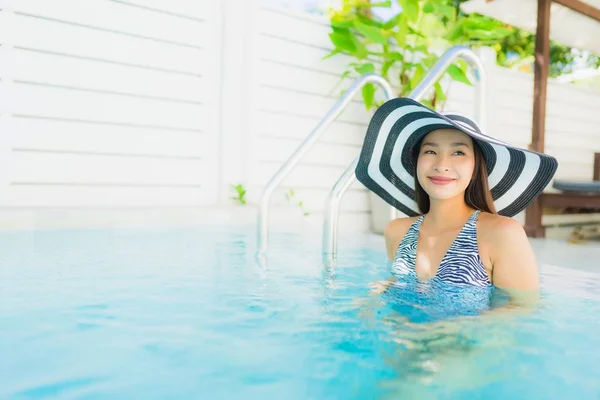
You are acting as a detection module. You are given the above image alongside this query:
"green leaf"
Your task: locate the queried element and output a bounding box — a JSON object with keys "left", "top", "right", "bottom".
{"left": 355, "top": 63, "right": 375, "bottom": 75}
{"left": 401, "top": 62, "right": 419, "bottom": 69}
{"left": 394, "top": 16, "right": 409, "bottom": 47}
{"left": 351, "top": 35, "right": 369, "bottom": 59}
{"left": 398, "top": 0, "right": 420, "bottom": 22}
{"left": 353, "top": 21, "right": 387, "bottom": 45}
{"left": 356, "top": 14, "right": 385, "bottom": 29}
{"left": 329, "top": 32, "right": 356, "bottom": 54}
{"left": 439, "top": 4, "right": 455, "bottom": 20}
{"left": 332, "top": 25, "right": 351, "bottom": 35}
{"left": 447, "top": 64, "right": 472, "bottom": 85}
{"left": 421, "top": 54, "right": 438, "bottom": 68}
{"left": 410, "top": 64, "right": 425, "bottom": 88}
{"left": 382, "top": 13, "right": 402, "bottom": 30}
{"left": 331, "top": 18, "right": 353, "bottom": 29}
{"left": 362, "top": 83, "right": 376, "bottom": 110}
{"left": 423, "top": 2, "right": 434, "bottom": 13}
{"left": 434, "top": 82, "right": 447, "bottom": 101}
{"left": 412, "top": 44, "right": 428, "bottom": 53}
{"left": 381, "top": 60, "right": 396, "bottom": 79}
{"left": 386, "top": 51, "right": 403, "bottom": 61}
{"left": 321, "top": 48, "right": 341, "bottom": 60}
{"left": 445, "top": 25, "right": 464, "bottom": 42}
{"left": 367, "top": 1, "right": 392, "bottom": 7}
{"left": 407, "top": 25, "right": 426, "bottom": 38}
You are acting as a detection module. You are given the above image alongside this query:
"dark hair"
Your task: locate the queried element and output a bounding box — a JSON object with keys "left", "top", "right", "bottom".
{"left": 412, "top": 137, "right": 497, "bottom": 214}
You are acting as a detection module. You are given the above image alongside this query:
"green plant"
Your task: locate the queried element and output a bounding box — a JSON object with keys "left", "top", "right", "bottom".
{"left": 230, "top": 184, "right": 247, "bottom": 205}
{"left": 326, "top": 0, "right": 600, "bottom": 110}
{"left": 326, "top": 0, "right": 516, "bottom": 110}
{"left": 285, "top": 189, "right": 310, "bottom": 216}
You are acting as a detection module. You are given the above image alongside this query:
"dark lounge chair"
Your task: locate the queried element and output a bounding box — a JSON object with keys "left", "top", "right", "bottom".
{"left": 541, "top": 152, "right": 600, "bottom": 211}
{"left": 529, "top": 153, "right": 600, "bottom": 237}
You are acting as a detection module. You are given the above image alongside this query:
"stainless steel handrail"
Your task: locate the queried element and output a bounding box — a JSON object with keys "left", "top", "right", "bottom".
{"left": 322, "top": 45, "right": 487, "bottom": 262}
{"left": 257, "top": 74, "right": 395, "bottom": 256}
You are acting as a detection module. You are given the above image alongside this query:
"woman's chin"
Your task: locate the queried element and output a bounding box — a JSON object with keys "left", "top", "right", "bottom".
{"left": 422, "top": 185, "right": 464, "bottom": 200}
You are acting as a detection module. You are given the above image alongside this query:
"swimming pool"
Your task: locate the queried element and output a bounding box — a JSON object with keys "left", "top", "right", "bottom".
{"left": 1, "top": 225, "right": 600, "bottom": 399}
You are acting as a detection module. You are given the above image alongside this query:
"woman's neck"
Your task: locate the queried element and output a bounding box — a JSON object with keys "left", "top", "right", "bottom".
{"left": 425, "top": 196, "right": 475, "bottom": 230}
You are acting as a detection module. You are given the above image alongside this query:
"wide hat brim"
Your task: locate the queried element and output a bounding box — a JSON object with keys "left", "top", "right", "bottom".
{"left": 355, "top": 97, "right": 559, "bottom": 218}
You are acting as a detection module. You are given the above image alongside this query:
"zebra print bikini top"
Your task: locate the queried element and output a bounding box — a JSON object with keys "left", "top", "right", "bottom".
{"left": 391, "top": 210, "right": 492, "bottom": 287}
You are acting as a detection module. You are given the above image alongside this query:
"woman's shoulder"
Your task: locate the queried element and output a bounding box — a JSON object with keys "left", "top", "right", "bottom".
{"left": 477, "top": 212, "right": 525, "bottom": 235}
{"left": 383, "top": 215, "right": 421, "bottom": 261}
{"left": 477, "top": 211, "right": 529, "bottom": 251}
{"left": 384, "top": 215, "right": 421, "bottom": 238}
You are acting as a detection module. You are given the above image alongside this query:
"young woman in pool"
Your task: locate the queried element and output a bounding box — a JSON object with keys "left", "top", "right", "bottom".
{"left": 355, "top": 98, "right": 558, "bottom": 301}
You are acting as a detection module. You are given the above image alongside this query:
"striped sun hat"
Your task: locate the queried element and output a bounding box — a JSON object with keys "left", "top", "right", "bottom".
{"left": 355, "top": 97, "right": 558, "bottom": 217}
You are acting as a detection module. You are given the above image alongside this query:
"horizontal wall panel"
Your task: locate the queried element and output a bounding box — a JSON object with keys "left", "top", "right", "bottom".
{"left": 257, "top": 111, "right": 368, "bottom": 146}
{"left": 10, "top": 151, "right": 206, "bottom": 186}
{"left": 253, "top": 161, "right": 367, "bottom": 191}
{"left": 4, "top": 185, "right": 211, "bottom": 207}
{"left": 9, "top": 116, "right": 207, "bottom": 158}
{"left": 115, "top": 0, "right": 215, "bottom": 20}
{"left": 1, "top": 13, "right": 207, "bottom": 75}
{"left": 255, "top": 136, "right": 361, "bottom": 168}
{"left": 258, "top": 7, "right": 332, "bottom": 49}
{"left": 14, "top": 0, "right": 210, "bottom": 48}
{"left": 11, "top": 48, "right": 207, "bottom": 103}
{"left": 10, "top": 82, "right": 209, "bottom": 131}
{"left": 259, "top": 35, "right": 356, "bottom": 76}
{"left": 257, "top": 86, "right": 371, "bottom": 125}
{"left": 258, "top": 60, "right": 359, "bottom": 100}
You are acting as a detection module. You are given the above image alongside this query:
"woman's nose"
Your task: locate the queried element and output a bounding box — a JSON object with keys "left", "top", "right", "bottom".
{"left": 433, "top": 156, "right": 450, "bottom": 172}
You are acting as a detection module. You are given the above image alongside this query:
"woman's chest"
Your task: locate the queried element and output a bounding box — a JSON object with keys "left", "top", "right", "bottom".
{"left": 394, "top": 230, "right": 493, "bottom": 284}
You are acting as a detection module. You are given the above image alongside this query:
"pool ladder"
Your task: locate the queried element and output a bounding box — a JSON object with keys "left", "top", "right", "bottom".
{"left": 257, "top": 45, "right": 487, "bottom": 264}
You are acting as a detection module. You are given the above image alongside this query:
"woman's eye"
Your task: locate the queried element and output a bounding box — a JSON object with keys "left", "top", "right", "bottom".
{"left": 423, "top": 150, "right": 435, "bottom": 155}
{"left": 453, "top": 150, "right": 465, "bottom": 156}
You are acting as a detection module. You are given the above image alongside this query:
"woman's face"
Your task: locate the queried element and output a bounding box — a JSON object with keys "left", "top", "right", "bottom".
{"left": 416, "top": 129, "right": 476, "bottom": 201}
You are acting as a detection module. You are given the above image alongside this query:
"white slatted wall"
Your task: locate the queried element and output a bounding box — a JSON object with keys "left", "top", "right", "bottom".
{"left": 0, "top": 0, "right": 221, "bottom": 207}
{"left": 246, "top": 3, "right": 376, "bottom": 221}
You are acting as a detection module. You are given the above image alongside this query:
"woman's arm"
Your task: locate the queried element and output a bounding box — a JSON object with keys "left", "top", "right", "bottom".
{"left": 490, "top": 217, "right": 540, "bottom": 306}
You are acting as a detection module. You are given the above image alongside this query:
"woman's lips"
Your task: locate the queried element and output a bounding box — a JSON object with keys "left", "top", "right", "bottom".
{"left": 428, "top": 176, "right": 455, "bottom": 185}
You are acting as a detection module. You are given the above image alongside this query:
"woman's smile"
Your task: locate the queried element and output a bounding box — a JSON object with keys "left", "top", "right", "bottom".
{"left": 428, "top": 176, "right": 455, "bottom": 185}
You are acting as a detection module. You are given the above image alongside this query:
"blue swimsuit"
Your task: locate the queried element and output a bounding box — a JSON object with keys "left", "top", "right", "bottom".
{"left": 391, "top": 210, "right": 492, "bottom": 287}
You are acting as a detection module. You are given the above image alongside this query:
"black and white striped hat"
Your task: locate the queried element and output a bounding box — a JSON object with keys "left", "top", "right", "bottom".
{"left": 355, "top": 97, "right": 558, "bottom": 217}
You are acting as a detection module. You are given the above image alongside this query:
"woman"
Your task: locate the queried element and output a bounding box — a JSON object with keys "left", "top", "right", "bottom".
{"left": 355, "top": 97, "right": 559, "bottom": 305}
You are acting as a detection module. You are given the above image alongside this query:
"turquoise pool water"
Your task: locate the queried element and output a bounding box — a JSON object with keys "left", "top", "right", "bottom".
{"left": 1, "top": 226, "right": 600, "bottom": 399}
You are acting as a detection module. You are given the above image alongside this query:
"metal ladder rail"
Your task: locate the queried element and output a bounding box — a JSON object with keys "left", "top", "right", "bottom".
{"left": 322, "top": 45, "right": 488, "bottom": 262}
{"left": 257, "top": 74, "right": 396, "bottom": 256}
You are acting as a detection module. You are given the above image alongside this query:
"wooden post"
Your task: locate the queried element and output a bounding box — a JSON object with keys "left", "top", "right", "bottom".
{"left": 594, "top": 153, "right": 600, "bottom": 181}
{"left": 524, "top": 0, "right": 552, "bottom": 238}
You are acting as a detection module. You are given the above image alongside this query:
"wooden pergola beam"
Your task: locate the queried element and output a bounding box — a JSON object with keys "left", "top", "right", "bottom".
{"left": 554, "top": 0, "right": 600, "bottom": 21}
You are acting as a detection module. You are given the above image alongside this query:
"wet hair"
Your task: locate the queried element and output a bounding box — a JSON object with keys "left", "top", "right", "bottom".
{"left": 411, "top": 135, "right": 497, "bottom": 215}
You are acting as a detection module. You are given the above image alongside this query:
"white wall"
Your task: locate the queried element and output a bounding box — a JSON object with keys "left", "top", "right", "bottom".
{"left": 0, "top": 0, "right": 221, "bottom": 207}
{"left": 0, "top": 0, "right": 598, "bottom": 232}
{"left": 242, "top": 4, "right": 374, "bottom": 224}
